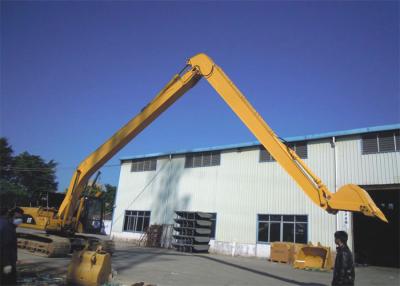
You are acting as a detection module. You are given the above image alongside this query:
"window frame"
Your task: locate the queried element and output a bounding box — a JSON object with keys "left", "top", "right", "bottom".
{"left": 259, "top": 141, "right": 308, "bottom": 163}
{"left": 256, "top": 214, "right": 308, "bottom": 244}
{"left": 259, "top": 147, "right": 275, "bottom": 162}
{"left": 288, "top": 142, "right": 308, "bottom": 159}
{"left": 361, "top": 131, "right": 400, "bottom": 155}
{"left": 123, "top": 210, "right": 151, "bottom": 233}
{"left": 130, "top": 158, "right": 157, "bottom": 172}
{"left": 184, "top": 151, "right": 221, "bottom": 168}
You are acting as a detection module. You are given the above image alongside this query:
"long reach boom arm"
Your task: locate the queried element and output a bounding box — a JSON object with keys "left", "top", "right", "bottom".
{"left": 56, "top": 53, "right": 387, "bottom": 233}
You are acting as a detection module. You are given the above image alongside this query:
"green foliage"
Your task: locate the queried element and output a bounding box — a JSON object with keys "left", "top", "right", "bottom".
{"left": 1, "top": 137, "right": 115, "bottom": 215}
{"left": 86, "top": 183, "right": 103, "bottom": 197}
{"left": 0, "top": 179, "right": 25, "bottom": 194}
{"left": 0, "top": 137, "right": 14, "bottom": 180}
{"left": 103, "top": 184, "right": 116, "bottom": 214}
{"left": 0, "top": 137, "right": 58, "bottom": 207}
{"left": 0, "top": 180, "right": 29, "bottom": 209}
{"left": 85, "top": 183, "right": 116, "bottom": 215}
{"left": 13, "top": 151, "right": 58, "bottom": 200}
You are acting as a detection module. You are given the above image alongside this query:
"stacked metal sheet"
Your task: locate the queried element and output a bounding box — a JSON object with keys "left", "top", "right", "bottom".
{"left": 172, "top": 211, "right": 212, "bottom": 253}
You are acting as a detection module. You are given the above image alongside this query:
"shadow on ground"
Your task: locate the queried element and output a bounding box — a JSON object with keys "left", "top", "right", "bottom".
{"left": 112, "top": 246, "right": 328, "bottom": 286}
{"left": 17, "top": 260, "right": 67, "bottom": 285}
{"left": 16, "top": 247, "right": 329, "bottom": 286}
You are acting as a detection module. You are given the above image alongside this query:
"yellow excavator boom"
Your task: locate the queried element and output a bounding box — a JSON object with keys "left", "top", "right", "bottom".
{"left": 56, "top": 53, "right": 387, "bottom": 233}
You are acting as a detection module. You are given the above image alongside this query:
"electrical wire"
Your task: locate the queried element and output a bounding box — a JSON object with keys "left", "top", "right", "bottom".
{"left": 1, "top": 163, "right": 121, "bottom": 172}
{"left": 111, "top": 160, "right": 170, "bottom": 225}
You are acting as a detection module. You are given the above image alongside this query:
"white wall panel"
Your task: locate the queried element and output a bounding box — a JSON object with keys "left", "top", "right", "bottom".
{"left": 112, "top": 133, "right": 399, "bottom": 254}
{"left": 336, "top": 136, "right": 400, "bottom": 186}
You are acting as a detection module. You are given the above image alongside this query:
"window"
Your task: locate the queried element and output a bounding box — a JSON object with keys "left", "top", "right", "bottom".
{"left": 123, "top": 210, "right": 151, "bottom": 232}
{"left": 131, "top": 159, "right": 157, "bottom": 172}
{"left": 259, "top": 148, "right": 274, "bottom": 162}
{"left": 362, "top": 134, "right": 378, "bottom": 154}
{"left": 257, "top": 214, "right": 308, "bottom": 244}
{"left": 259, "top": 141, "right": 308, "bottom": 162}
{"left": 185, "top": 151, "right": 221, "bottom": 168}
{"left": 379, "top": 133, "right": 395, "bottom": 152}
{"left": 362, "top": 131, "right": 400, "bottom": 154}
{"left": 288, "top": 142, "right": 308, "bottom": 159}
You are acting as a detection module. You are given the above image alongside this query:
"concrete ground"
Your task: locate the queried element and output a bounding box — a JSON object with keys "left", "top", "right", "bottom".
{"left": 17, "top": 243, "right": 399, "bottom": 286}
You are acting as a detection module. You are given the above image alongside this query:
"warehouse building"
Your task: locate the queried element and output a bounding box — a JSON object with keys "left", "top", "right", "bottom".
{"left": 111, "top": 124, "right": 399, "bottom": 267}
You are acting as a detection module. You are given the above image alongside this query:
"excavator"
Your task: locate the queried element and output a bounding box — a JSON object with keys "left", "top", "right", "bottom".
{"left": 16, "top": 53, "right": 386, "bottom": 284}
{"left": 18, "top": 175, "right": 111, "bottom": 257}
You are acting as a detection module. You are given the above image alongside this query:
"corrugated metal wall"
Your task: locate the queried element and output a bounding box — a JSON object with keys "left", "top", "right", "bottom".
{"left": 337, "top": 136, "right": 400, "bottom": 185}
{"left": 335, "top": 136, "right": 400, "bottom": 247}
{"left": 112, "top": 134, "right": 399, "bottom": 251}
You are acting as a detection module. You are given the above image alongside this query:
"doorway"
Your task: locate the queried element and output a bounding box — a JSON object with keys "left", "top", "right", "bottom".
{"left": 353, "top": 185, "right": 399, "bottom": 267}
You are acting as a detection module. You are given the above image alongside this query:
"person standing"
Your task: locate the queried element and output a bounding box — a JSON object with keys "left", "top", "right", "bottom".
{"left": 332, "top": 230, "right": 355, "bottom": 286}
{"left": 0, "top": 207, "right": 24, "bottom": 286}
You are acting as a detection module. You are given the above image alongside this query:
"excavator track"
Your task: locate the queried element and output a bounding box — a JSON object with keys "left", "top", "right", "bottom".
{"left": 17, "top": 229, "right": 115, "bottom": 257}
{"left": 17, "top": 232, "right": 71, "bottom": 257}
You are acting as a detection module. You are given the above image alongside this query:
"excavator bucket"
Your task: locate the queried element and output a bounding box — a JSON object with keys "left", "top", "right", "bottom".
{"left": 293, "top": 244, "right": 333, "bottom": 271}
{"left": 328, "top": 184, "right": 388, "bottom": 223}
{"left": 67, "top": 249, "right": 111, "bottom": 286}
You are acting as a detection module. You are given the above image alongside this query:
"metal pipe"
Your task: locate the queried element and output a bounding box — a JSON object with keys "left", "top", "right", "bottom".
{"left": 332, "top": 136, "right": 339, "bottom": 233}
{"left": 163, "top": 154, "right": 173, "bottom": 224}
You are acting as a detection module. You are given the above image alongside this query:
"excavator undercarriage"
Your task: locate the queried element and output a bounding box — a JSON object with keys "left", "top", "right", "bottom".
{"left": 17, "top": 227, "right": 115, "bottom": 258}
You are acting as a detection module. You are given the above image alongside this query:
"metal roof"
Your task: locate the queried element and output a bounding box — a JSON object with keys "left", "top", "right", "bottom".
{"left": 120, "top": 123, "right": 400, "bottom": 161}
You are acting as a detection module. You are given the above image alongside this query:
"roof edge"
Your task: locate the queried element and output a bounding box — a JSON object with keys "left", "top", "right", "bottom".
{"left": 120, "top": 123, "right": 400, "bottom": 162}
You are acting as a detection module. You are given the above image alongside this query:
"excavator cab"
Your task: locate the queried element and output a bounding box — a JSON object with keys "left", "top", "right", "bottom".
{"left": 78, "top": 195, "right": 105, "bottom": 235}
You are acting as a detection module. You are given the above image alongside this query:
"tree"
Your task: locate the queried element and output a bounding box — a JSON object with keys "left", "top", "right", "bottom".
{"left": 1, "top": 137, "right": 117, "bottom": 215}
{"left": 0, "top": 137, "right": 59, "bottom": 207}
{"left": 0, "top": 138, "right": 27, "bottom": 208}
{"left": 103, "top": 184, "right": 116, "bottom": 214}
{"left": 86, "top": 183, "right": 103, "bottom": 197}
{"left": 0, "top": 137, "right": 14, "bottom": 180}
{"left": 13, "top": 152, "right": 58, "bottom": 201}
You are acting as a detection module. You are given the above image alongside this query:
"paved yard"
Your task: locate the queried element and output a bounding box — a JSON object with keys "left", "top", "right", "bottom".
{"left": 17, "top": 244, "right": 399, "bottom": 286}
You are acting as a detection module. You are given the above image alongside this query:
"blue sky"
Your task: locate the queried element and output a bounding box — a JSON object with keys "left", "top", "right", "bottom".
{"left": 1, "top": 1, "right": 399, "bottom": 191}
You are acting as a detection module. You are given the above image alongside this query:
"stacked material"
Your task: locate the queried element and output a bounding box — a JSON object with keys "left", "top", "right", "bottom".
{"left": 172, "top": 211, "right": 212, "bottom": 253}
{"left": 139, "top": 225, "right": 164, "bottom": 247}
{"left": 270, "top": 242, "right": 334, "bottom": 271}
{"left": 270, "top": 242, "right": 308, "bottom": 264}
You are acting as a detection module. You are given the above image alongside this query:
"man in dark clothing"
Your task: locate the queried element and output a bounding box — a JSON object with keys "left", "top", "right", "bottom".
{"left": 0, "top": 207, "right": 24, "bottom": 286}
{"left": 332, "top": 230, "right": 355, "bottom": 286}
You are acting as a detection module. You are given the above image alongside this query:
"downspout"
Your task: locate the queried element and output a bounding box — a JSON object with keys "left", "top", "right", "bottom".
{"left": 332, "top": 136, "right": 339, "bottom": 232}
{"left": 163, "top": 154, "right": 173, "bottom": 224}
{"left": 162, "top": 154, "right": 173, "bottom": 249}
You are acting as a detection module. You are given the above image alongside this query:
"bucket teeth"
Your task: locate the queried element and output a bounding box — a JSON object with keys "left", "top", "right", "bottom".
{"left": 328, "top": 184, "right": 388, "bottom": 223}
